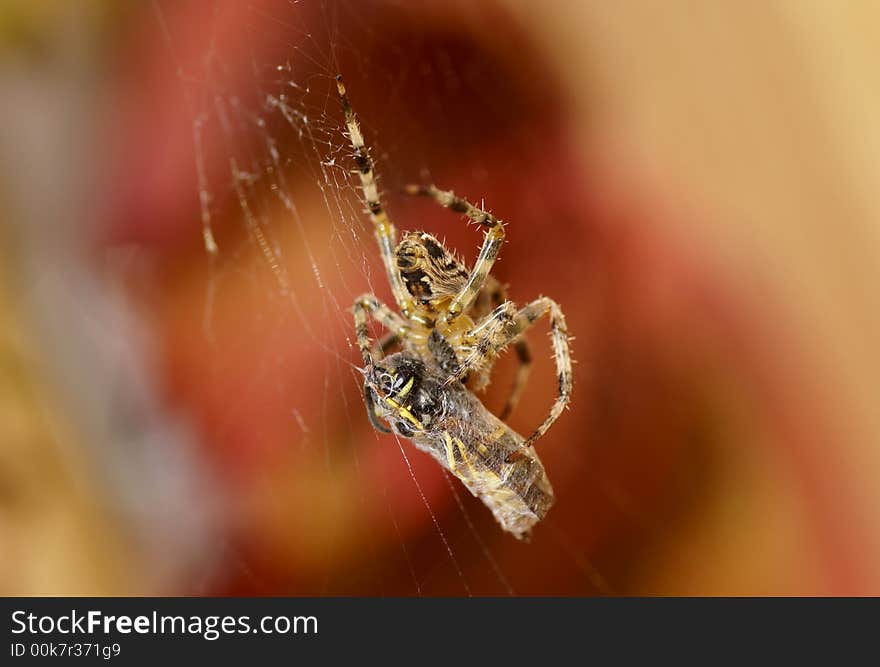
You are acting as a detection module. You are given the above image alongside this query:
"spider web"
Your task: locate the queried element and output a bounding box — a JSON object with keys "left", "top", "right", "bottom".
{"left": 138, "top": 0, "right": 636, "bottom": 596}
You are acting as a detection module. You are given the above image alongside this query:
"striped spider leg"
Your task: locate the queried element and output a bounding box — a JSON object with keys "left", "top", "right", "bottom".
{"left": 352, "top": 294, "right": 410, "bottom": 433}
{"left": 337, "top": 75, "right": 414, "bottom": 319}
{"left": 403, "top": 184, "right": 506, "bottom": 324}
{"left": 467, "top": 277, "right": 534, "bottom": 421}
{"left": 453, "top": 297, "right": 573, "bottom": 458}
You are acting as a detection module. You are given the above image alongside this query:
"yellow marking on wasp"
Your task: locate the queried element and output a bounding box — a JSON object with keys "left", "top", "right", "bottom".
{"left": 443, "top": 433, "right": 457, "bottom": 472}
{"left": 455, "top": 438, "right": 479, "bottom": 479}
{"left": 397, "top": 376, "right": 415, "bottom": 399}
{"left": 477, "top": 443, "right": 489, "bottom": 456}
{"left": 383, "top": 396, "right": 424, "bottom": 430}
{"left": 399, "top": 406, "right": 422, "bottom": 429}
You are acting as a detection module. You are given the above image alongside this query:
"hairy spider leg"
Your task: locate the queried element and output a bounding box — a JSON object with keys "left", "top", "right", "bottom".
{"left": 337, "top": 76, "right": 413, "bottom": 317}
{"left": 352, "top": 294, "right": 409, "bottom": 433}
{"left": 352, "top": 294, "right": 409, "bottom": 366}
{"left": 512, "top": 297, "right": 572, "bottom": 454}
{"left": 468, "top": 278, "right": 534, "bottom": 420}
{"left": 500, "top": 340, "right": 533, "bottom": 421}
{"left": 404, "top": 184, "right": 505, "bottom": 322}
{"left": 446, "top": 297, "right": 571, "bottom": 456}
{"left": 444, "top": 301, "right": 519, "bottom": 387}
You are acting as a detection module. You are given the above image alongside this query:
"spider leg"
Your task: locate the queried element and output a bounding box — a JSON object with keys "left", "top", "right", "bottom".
{"left": 471, "top": 279, "right": 531, "bottom": 419}
{"left": 445, "top": 301, "right": 518, "bottom": 383}
{"left": 449, "top": 298, "right": 571, "bottom": 453}
{"left": 337, "top": 76, "right": 412, "bottom": 317}
{"left": 404, "top": 184, "right": 505, "bottom": 322}
{"left": 469, "top": 274, "right": 507, "bottom": 321}
{"left": 352, "top": 294, "right": 408, "bottom": 434}
{"left": 508, "top": 298, "right": 572, "bottom": 456}
{"left": 499, "top": 339, "right": 532, "bottom": 421}
{"left": 352, "top": 294, "right": 408, "bottom": 366}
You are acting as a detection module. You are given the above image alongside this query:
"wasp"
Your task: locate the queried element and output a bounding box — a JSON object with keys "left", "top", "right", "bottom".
{"left": 364, "top": 352, "right": 554, "bottom": 539}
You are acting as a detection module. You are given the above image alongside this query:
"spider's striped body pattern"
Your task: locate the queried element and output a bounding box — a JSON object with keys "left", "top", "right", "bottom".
{"left": 338, "top": 76, "right": 572, "bottom": 539}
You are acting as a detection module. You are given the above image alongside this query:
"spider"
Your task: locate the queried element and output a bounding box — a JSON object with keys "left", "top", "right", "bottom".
{"left": 337, "top": 76, "right": 572, "bottom": 538}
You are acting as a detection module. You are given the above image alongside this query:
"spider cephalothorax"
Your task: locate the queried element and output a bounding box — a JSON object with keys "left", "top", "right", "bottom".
{"left": 338, "top": 75, "right": 571, "bottom": 538}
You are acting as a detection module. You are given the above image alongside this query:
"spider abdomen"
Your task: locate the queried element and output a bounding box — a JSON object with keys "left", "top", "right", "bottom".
{"left": 396, "top": 232, "right": 470, "bottom": 305}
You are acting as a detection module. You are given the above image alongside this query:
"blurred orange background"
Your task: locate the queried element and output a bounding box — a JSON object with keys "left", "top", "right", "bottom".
{"left": 1, "top": 0, "right": 879, "bottom": 595}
